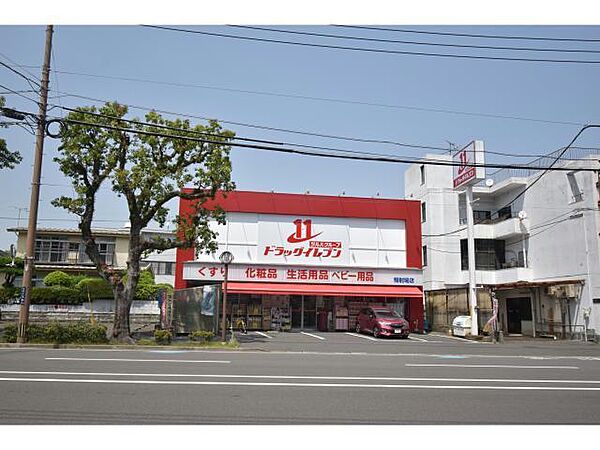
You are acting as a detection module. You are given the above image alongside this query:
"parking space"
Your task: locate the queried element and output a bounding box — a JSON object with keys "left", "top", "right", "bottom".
{"left": 234, "top": 329, "right": 463, "bottom": 352}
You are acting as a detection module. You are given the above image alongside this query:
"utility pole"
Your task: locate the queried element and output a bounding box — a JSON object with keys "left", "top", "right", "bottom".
{"left": 17, "top": 25, "right": 53, "bottom": 343}
{"left": 465, "top": 185, "right": 479, "bottom": 337}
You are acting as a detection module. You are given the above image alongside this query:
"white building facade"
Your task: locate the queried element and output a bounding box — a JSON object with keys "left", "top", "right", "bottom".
{"left": 405, "top": 145, "right": 600, "bottom": 339}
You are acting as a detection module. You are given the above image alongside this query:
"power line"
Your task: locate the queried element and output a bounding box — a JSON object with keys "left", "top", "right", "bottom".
{"left": 334, "top": 25, "right": 600, "bottom": 44}
{"left": 47, "top": 91, "right": 598, "bottom": 163}
{"left": 14, "top": 65, "right": 585, "bottom": 127}
{"left": 0, "top": 83, "right": 39, "bottom": 106}
{"left": 230, "top": 25, "right": 600, "bottom": 54}
{"left": 0, "top": 59, "right": 41, "bottom": 91}
{"left": 36, "top": 111, "right": 599, "bottom": 172}
{"left": 0, "top": 89, "right": 37, "bottom": 95}
{"left": 492, "top": 124, "right": 600, "bottom": 214}
{"left": 51, "top": 107, "right": 600, "bottom": 169}
{"left": 141, "top": 25, "right": 600, "bottom": 65}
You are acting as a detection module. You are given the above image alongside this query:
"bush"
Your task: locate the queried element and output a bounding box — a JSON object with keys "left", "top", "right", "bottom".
{"left": 31, "top": 286, "right": 81, "bottom": 305}
{"left": 154, "top": 329, "right": 172, "bottom": 345}
{"left": 1, "top": 321, "right": 107, "bottom": 344}
{"left": 76, "top": 277, "right": 113, "bottom": 300}
{"left": 43, "top": 271, "right": 74, "bottom": 287}
{"left": 0, "top": 286, "right": 20, "bottom": 303}
{"left": 190, "top": 330, "right": 214, "bottom": 342}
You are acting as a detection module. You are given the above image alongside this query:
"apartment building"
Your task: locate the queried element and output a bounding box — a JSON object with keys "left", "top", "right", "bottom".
{"left": 405, "top": 145, "right": 600, "bottom": 339}
{"left": 7, "top": 226, "right": 177, "bottom": 286}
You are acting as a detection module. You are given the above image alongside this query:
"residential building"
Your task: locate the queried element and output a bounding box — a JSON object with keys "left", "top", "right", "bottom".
{"left": 405, "top": 145, "right": 600, "bottom": 339}
{"left": 6, "top": 226, "right": 177, "bottom": 286}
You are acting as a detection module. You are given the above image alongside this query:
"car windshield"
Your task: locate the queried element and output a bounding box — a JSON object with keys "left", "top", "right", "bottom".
{"left": 374, "top": 310, "right": 401, "bottom": 318}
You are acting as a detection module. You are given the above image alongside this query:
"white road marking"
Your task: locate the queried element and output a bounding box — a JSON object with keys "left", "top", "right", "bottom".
{"left": 5, "top": 346, "right": 600, "bottom": 361}
{"left": 254, "top": 331, "right": 272, "bottom": 339}
{"left": 45, "top": 357, "right": 230, "bottom": 364}
{"left": 300, "top": 332, "right": 326, "bottom": 341}
{"left": 406, "top": 363, "right": 579, "bottom": 370}
{"left": 2, "top": 370, "right": 599, "bottom": 384}
{"left": 437, "top": 334, "right": 480, "bottom": 343}
{"left": 1, "top": 377, "right": 600, "bottom": 391}
{"left": 407, "top": 336, "right": 428, "bottom": 342}
{"left": 345, "top": 332, "right": 378, "bottom": 341}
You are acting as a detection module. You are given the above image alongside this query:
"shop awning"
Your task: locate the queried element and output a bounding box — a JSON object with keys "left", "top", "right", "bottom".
{"left": 226, "top": 282, "right": 423, "bottom": 298}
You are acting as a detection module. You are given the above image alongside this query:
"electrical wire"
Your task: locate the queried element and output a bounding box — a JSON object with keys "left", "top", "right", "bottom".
{"left": 0, "top": 60, "right": 41, "bottom": 91}
{"left": 141, "top": 25, "right": 600, "bottom": 65}
{"left": 48, "top": 91, "right": 597, "bottom": 162}
{"left": 15, "top": 65, "right": 586, "bottom": 127}
{"left": 334, "top": 25, "right": 600, "bottom": 44}
{"left": 230, "top": 25, "right": 600, "bottom": 54}
{"left": 0, "top": 83, "right": 39, "bottom": 106}
{"left": 54, "top": 107, "right": 600, "bottom": 171}
{"left": 491, "top": 124, "right": 600, "bottom": 215}
{"left": 42, "top": 112, "right": 599, "bottom": 172}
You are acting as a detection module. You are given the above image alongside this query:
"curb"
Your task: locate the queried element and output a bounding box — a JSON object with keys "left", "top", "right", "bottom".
{"left": 0, "top": 343, "right": 248, "bottom": 351}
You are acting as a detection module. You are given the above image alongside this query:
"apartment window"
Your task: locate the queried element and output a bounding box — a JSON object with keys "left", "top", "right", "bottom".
{"left": 567, "top": 171, "right": 583, "bottom": 202}
{"left": 35, "top": 237, "right": 69, "bottom": 263}
{"left": 150, "top": 261, "right": 174, "bottom": 275}
{"left": 420, "top": 165, "right": 425, "bottom": 185}
{"left": 421, "top": 202, "right": 427, "bottom": 223}
{"left": 460, "top": 239, "right": 506, "bottom": 270}
{"left": 422, "top": 245, "right": 428, "bottom": 267}
{"left": 77, "top": 240, "right": 116, "bottom": 265}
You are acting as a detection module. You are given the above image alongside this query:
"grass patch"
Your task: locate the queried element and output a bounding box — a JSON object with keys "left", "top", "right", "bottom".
{"left": 133, "top": 338, "right": 239, "bottom": 349}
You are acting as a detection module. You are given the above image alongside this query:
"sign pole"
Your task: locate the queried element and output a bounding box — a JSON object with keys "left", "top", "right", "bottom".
{"left": 466, "top": 185, "right": 479, "bottom": 336}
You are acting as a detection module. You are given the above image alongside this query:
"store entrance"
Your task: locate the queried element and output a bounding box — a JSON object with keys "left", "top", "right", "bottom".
{"left": 290, "top": 295, "right": 317, "bottom": 330}
{"left": 507, "top": 297, "right": 532, "bottom": 334}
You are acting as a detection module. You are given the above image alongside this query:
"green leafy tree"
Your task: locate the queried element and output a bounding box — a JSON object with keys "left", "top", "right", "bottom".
{"left": 0, "top": 255, "right": 24, "bottom": 287}
{"left": 52, "top": 102, "right": 234, "bottom": 342}
{"left": 0, "top": 96, "right": 23, "bottom": 169}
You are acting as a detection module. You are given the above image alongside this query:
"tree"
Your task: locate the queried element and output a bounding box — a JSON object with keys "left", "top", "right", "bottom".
{"left": 52, "top": 102, "right": 235, "bottom": 342}
{"left": 0, "top": 96, "right": 23, "bottom": 169}
{"left": 0, "top": 255, "right": 24, "bottom": 287}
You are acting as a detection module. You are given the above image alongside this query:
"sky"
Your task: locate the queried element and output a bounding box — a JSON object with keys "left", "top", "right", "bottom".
{"left": 1, "top": 19, "right": 600, "bottom": 249}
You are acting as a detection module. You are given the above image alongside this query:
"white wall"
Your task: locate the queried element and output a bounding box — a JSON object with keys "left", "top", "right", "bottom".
{"left": 405, "top": 154, "right": 463, "bottom": 290}
{"left": 194, "top": 212, "right": 409, "bottom": 269}
{"left": 405, "top": 151, "right": 600, "bottom": 332}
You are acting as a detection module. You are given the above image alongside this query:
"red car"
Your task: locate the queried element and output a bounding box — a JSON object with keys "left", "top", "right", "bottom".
{"left": 355, "top": 307, "right": 410, "bottom": 339}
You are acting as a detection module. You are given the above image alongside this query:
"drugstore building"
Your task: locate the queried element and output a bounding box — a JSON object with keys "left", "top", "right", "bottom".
{"left": 175, "top": 191, "right": 424, "bottom": 333}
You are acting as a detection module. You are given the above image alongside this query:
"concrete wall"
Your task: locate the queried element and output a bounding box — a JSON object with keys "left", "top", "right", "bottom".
{"left": 0, "top": 300, "right": 160, "bottom": 334}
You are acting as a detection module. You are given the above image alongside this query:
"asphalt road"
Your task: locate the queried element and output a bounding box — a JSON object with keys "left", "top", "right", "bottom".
{"left": 1, "top": 332, "right": 599, "bottom": 424}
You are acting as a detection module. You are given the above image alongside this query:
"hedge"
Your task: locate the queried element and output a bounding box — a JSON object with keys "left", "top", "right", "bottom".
{"left": 76, "top": 277, "right": 114, "bottom": 300}
{"left": 0, "top": 286, "right": 80, "bottom": 304}
{"left": 2, "top": 321, "right": 108, "bottom": 344}
{"left": 0, "top": 270, "right": 174, "bottom": 304}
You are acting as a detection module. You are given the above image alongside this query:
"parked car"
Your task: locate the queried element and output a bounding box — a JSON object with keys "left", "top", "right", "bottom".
{"left": 355, "top": 307, "right": 410, "bottom": 338}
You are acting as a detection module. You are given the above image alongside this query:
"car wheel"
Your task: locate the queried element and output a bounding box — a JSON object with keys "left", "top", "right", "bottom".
{"left": 373, "top": 326, "right": 380, "bottom": 338}
{"left": 355, "top": 322, "right": 361, "bottom": 334}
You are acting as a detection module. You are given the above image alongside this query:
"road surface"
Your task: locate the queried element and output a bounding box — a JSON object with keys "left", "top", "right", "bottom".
{"left": 1, "top": 332, "right": 599, "bottom": 424}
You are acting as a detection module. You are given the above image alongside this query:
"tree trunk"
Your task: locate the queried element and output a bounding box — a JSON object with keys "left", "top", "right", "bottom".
{"left": 112, "top": 285, "right": 134, "bottom": 343}
{"left": 111, "top": 237, "right": 142, "bottom": 344}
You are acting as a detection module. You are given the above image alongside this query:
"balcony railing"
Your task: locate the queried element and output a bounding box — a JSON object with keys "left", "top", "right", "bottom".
{"left": 459, "top": 210, "right": 517, "bottom": 225}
